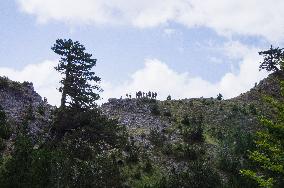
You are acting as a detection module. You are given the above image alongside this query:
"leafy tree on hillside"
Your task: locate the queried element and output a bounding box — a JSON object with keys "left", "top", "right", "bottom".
{"left": 240, "top": 80, "right": 284, "bottom": 187}
{"left": 259, "top": 45, "right": 284, "bottom": 72}
{"left": 52, "top": 39, "right": 101, "bottom": 109}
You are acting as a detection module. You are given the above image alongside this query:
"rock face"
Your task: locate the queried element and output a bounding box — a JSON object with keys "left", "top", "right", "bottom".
{"left": 101, "top": 98, "right": 171, "bottom": 147}
{"left": 0, "top": 77, "right": 53, "bottom": 140}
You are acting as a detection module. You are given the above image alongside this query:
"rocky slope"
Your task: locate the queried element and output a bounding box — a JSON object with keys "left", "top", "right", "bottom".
{"left": 102, "top": 71, "right": 283, "bottom": 140}
{"left": 0, "top": 76, "right": 53, "bottom": 141}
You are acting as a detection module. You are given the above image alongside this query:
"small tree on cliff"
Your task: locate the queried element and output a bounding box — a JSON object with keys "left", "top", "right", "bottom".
{"left": 52, "top": 39, "right": 101, "bottom": 109}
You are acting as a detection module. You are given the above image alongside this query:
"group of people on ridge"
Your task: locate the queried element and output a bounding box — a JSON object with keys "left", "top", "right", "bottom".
{"left": 124, "top": 91, "right": 157, "bottom": 99}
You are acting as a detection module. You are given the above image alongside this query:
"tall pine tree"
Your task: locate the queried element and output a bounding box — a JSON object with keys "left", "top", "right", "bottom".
{"left": 52, "top": 39, "right": 101, "bottom": 109}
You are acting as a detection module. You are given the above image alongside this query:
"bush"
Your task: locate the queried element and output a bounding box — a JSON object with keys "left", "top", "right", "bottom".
{"left": 248, "top": 104, "right": 257, "bottom": 115}
{"left": 0, "top": 76, "right": 9, "bottom": 89}
{"left": 167, "top": 95, "right": 171, "bottom": 100}
{"left": 217, "top": 93, "right": 223, "bottom": 100}
{"left": 149, "top": 129, "right": 166, "bottom": 148}
{"left": 181, "top": 115, "right": 190, "bottom": 125}
{"left": 0, "top": 76, "right": 24, "bottom": 92}
{"left": 180, "top": 115, "right": 204, "bottom": 143}
{"left": 163, "top": 109, "right": 172, "bottom": 117}
{"left": 0, "top": 107, "right": 11, "bottom": 140}
{"left": 217, "top": 127, "right": 256, "bottom": 187}
{"left": 165, "top": 161, "right": 221, "bottom": 188}
{"left": 150, "top": 103, "right": 160, "bottom": 116}
{"left": 0, "top": 138, "right": 5, "bottom": 151}
{"left": 37, "top": 103, "right": 45, "bottom": 116}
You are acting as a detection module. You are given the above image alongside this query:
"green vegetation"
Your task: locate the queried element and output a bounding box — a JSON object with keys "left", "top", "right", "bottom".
{"left": 240, "top": 81, "right": 284, "bottom": 188}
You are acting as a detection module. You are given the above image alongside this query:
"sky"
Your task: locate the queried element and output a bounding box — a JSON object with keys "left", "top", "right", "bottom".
{"left": 0, "top": 0, "right": 283, "bottom": 106}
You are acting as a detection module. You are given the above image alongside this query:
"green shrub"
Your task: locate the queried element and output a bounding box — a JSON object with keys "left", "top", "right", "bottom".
{"left": 149, "top": 129, "right": 166, "bottom": 148}
{"left": 165, "top": 161, "right": 221, "bottom": 188}
{"left": 150, "top": 103, "right": 160, "bottom": 116}
{"left": 248, "top": 104, "right": 257, "bottom": 115}
{"left": 37, "top": 103, "right": 45, "bottom": 116}
{"left": 167, "top": 95, "right": 171, "bottom": 100}
{"left": 180, "top": 115, "right": 204, "bottom": 143}
{"left": 0, "top": 138, "right": 5, "bottom": 151}
{"left": 163, "top": 109, "right": 172, "bottom": 117}
{"left": 0, "top": 107, "right": 11, "bottom": 140}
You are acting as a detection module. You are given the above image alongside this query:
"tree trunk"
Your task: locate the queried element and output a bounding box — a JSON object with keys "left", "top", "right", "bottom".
{"left": 61, "top": 61, "right": 71, "bottom": 108}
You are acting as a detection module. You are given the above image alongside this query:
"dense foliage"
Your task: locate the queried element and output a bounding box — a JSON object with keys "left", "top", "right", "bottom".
{"left": 0, "top": 107, "right": 128, "bottom": 187}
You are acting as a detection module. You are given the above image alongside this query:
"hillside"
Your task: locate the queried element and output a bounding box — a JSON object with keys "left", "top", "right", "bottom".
{"left": 0, "top": 71, "right": 283, "bottom": 187}
{"left": 100, "top": 71, "right": 283, "bottom": 186}
{"left": 0, "top": 77, "right": 53, "bottom": 140}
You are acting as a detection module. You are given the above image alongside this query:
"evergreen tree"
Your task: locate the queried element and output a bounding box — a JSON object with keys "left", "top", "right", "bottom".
{"left": 259, "top": 45, "right": 284, "bottom": 72}
{"left": 52, "top": 39, "right": 101, "bottom": 109}
{"left": 240, "top": 80, "right": 284, "bottom": 187}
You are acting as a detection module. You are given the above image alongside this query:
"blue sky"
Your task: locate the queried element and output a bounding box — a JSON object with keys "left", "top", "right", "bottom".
{"left": 1, "top": 0, "right": 282, "bottom": 105}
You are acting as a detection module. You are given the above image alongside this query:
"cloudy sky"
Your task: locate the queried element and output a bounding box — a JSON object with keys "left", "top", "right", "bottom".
{"left": 1, "top": 0, "right": 283, "bottom": 105}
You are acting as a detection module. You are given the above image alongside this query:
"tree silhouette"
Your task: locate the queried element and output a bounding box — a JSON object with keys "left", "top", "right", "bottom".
{"left": 259, "top": 45, "right": 284, "bottom": 72}
{"left": 52, "top": 39, "right": 101, "bottom": 109}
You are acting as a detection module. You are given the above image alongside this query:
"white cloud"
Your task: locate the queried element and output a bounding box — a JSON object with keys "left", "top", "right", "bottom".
{"left": 17, "top": 0, "right": 284, "bottom": 41}
{"left": 0, "top": 60, "right": 61, "bottom": 106}
{"left": 102, "top": 42, "right": 268, "bottom": 102}
{"left": 219, "top": 41, "right": 268, "bottom": 97}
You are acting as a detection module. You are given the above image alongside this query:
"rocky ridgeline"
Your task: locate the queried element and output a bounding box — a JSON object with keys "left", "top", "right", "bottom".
{"left": 0, "top": 76, "right": 53, "bottom": 140}
{"left": 102, "top": 98, "right": 171, "bottom": 146}
{"left": 0, "top": 71, "right": 282, "bottom": 145}
{"left": 234, "top": 71, "right": 284, "bottom": 102}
